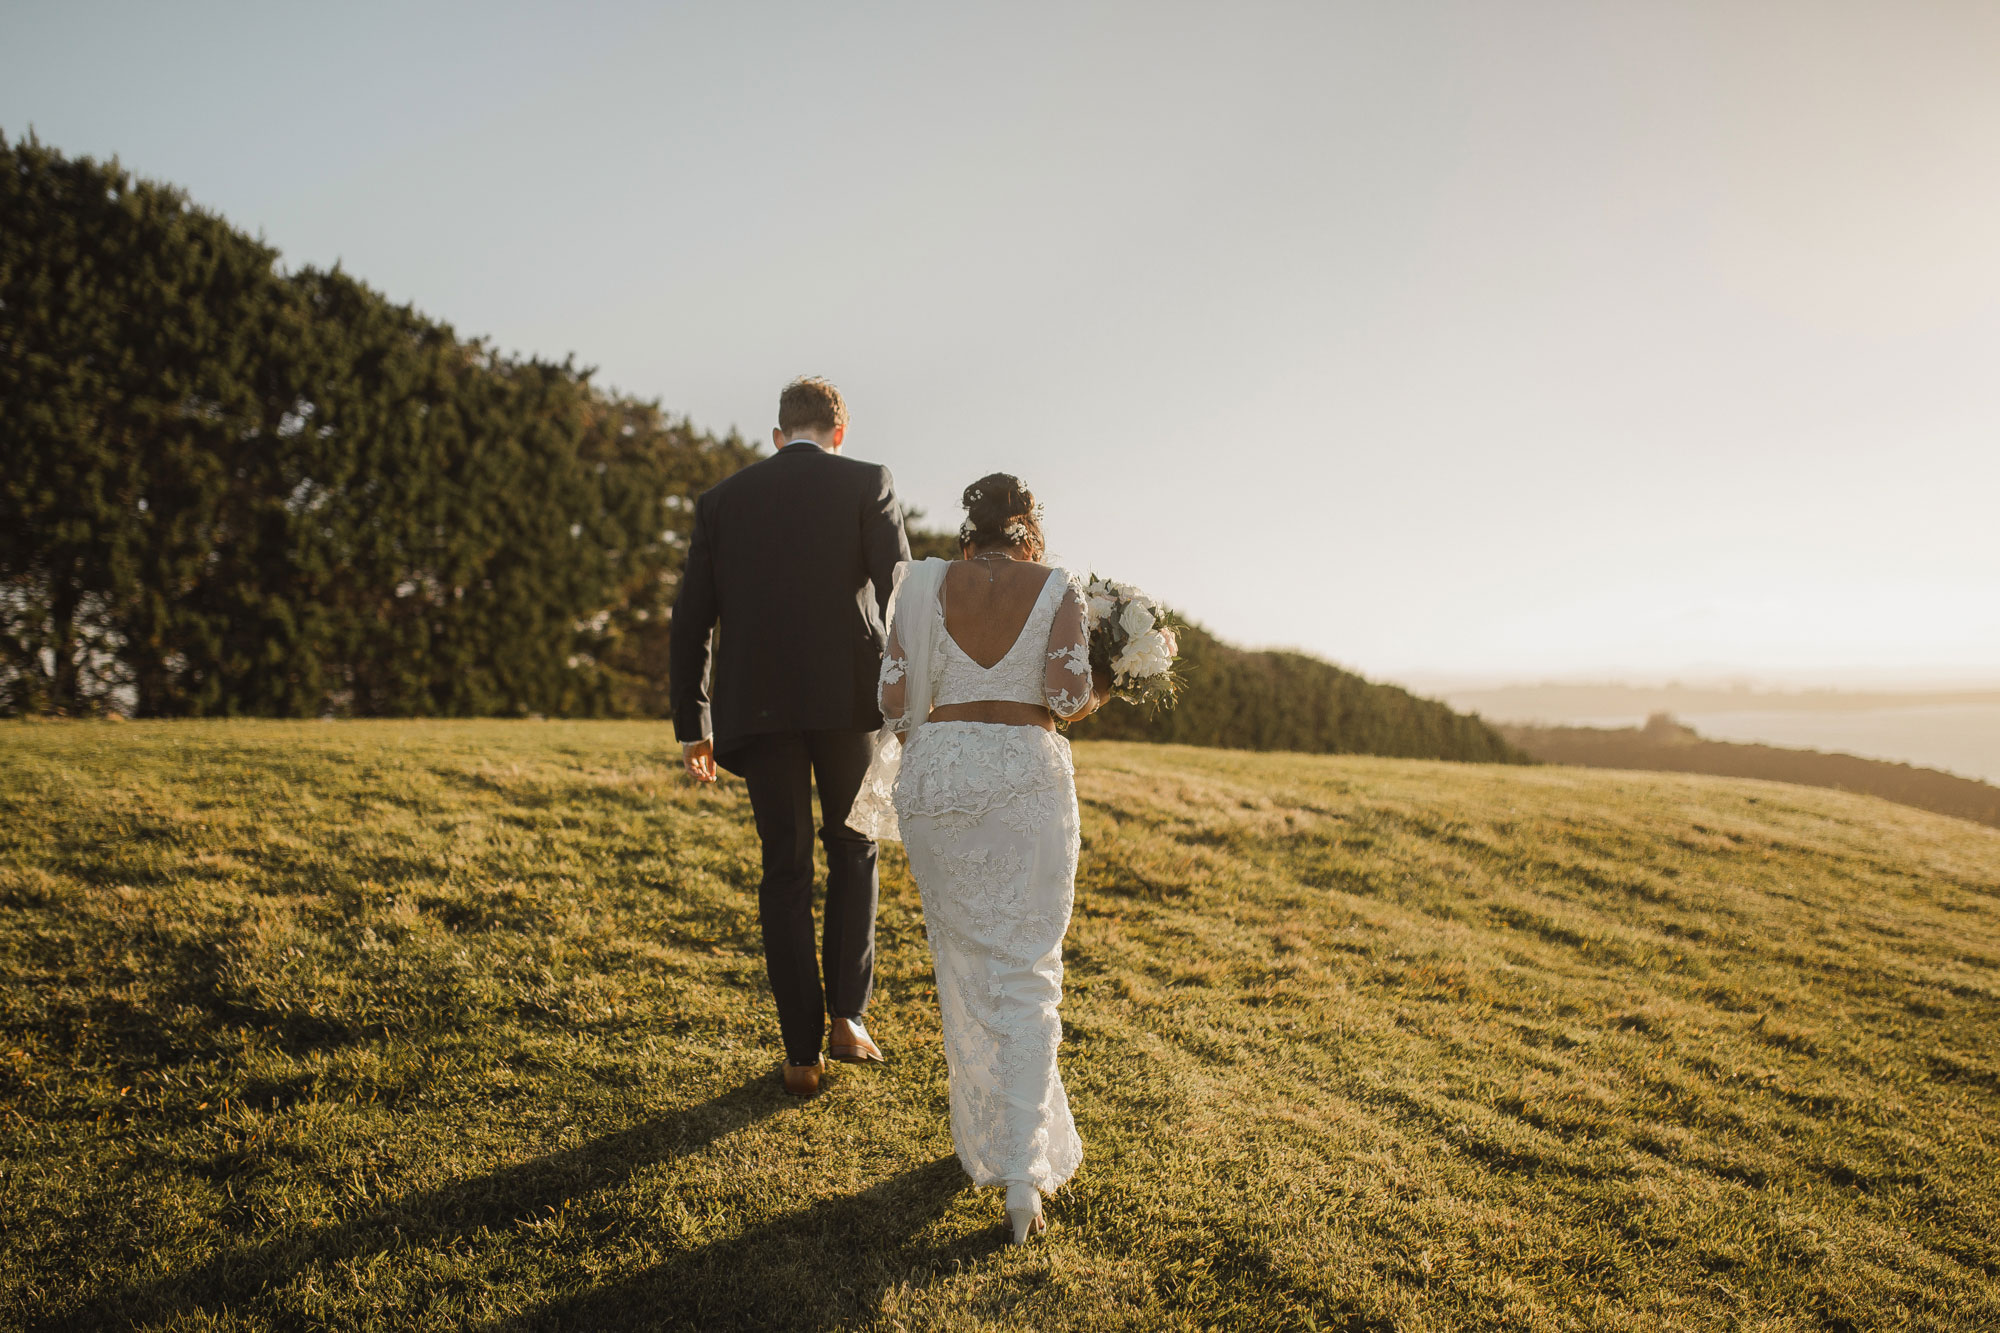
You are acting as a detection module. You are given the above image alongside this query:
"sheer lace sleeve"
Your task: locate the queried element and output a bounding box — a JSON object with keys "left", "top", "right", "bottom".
{"left": 1045, "top": 577, "right": 1094, "bottom": 720}
{"left": 879, "top": 613, "right": 913, "bottom": 732}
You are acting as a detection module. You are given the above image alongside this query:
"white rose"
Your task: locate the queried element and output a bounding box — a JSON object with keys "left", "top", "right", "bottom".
{"left": 1112, "top": 629, "right": 1173, "bottom": 681}
{"left": 1086, "top": 591, "right": 1117, "bottom": 627}
{"left": 1118, "top": 599, "right": 1154, "bottom": 639}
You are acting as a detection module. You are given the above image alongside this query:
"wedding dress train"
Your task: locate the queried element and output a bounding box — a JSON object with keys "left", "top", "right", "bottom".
{"left": 848, "top": 558, "right": 1094, "bottom": 1201}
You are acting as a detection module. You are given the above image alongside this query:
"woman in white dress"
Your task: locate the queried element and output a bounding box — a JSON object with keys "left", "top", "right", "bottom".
{"left": 862, "top": 473, "right": 1109, "bottom": 1244}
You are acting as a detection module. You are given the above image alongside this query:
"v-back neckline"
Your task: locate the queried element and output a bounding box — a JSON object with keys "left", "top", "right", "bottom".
{"left": 939, "top": 565, "right": 1060, "bottom": 671}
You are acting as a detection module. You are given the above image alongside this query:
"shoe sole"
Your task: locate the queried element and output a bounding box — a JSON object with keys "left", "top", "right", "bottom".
{"left": 828, "top": 1048, "right": 884, "bottom": 1064}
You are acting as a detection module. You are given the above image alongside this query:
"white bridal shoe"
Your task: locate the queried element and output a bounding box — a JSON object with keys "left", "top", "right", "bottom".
{"left": 1005, "top": 1182, "right": 1046, "bottom": 1244}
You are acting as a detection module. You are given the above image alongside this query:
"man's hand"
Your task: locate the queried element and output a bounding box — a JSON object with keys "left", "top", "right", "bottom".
{"left": 683, "top": 738, "right": 718, "bottom": 783}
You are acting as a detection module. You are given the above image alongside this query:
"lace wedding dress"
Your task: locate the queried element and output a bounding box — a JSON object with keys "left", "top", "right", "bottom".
{"left": 847, "top": 557, "right": 1093, "bottom": 1200}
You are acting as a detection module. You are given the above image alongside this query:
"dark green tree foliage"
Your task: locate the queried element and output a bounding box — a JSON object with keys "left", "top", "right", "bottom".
{"left": 901, "top": 510, "right": 962, "bottom": 563}
{"left": 1, "top": 133, "right": 284, "bottom": 714}
{"left": 1, "top": 133, "right": 754, "bottom": 717}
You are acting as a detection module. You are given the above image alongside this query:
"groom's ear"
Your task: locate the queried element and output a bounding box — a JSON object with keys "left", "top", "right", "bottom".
{"left": 830, "top": 424, "right": 846, "bottom": 452}
{"left": 772, "top": 426, "right": 787, "bottom": 451}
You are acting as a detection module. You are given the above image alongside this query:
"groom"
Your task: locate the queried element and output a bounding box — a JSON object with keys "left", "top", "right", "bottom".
{"left": 669, "top": 376, "right": 911, "bottom": 1097}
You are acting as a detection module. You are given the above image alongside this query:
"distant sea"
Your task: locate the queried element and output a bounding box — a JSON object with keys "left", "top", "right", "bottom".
{"left": 1557, "top": 704, "right": 2000, "bottom": 786}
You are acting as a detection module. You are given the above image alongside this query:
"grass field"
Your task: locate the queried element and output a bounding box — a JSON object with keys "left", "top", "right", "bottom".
{"left": 2, "top": 721, "right": 1997, "bottom": 1331}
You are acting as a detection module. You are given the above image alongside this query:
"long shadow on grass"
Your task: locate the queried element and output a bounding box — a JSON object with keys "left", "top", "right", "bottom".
{"left": 55, "top": 1072, "right": 786, "bottom": 1330}
{"left": 491, "top": 1153, "right": 988, "bottom": 1333}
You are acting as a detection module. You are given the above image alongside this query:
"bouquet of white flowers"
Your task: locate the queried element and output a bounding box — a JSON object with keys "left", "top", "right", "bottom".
{"left": 1081, "top": 575, "right": 1184, "bottom": 714}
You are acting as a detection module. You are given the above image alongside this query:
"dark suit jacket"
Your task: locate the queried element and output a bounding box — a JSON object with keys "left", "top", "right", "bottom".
{"left": 669, "top": 442, "right": 910, "bottom": 759}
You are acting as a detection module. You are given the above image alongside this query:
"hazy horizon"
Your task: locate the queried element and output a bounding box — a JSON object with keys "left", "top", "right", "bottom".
{"left": 1431, "top": 678, "right": 2000, "bottom": 784}
{"left": 6, "top": 1, "right": 1996, "bottom": 687}
{"left": 1400, "top": 667, "right": 2000, "bottom": 695}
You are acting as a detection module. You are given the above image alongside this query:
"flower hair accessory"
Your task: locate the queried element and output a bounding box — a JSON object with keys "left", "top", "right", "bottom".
{"left": 958, "top": 498, "right": 1046, "bottom": 545}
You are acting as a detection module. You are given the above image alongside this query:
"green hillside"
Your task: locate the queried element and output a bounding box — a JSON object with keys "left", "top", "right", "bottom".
{"left": 3, "top": 722, "right": 1996, "bottom": 1330}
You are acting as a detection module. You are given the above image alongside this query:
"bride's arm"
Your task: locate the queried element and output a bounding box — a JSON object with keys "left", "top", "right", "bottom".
{"left": 879, "top": 610, "right": 913, "bottom": 731}
{"left": 1045, "top": 580, "right": 1109, "bottom": 721}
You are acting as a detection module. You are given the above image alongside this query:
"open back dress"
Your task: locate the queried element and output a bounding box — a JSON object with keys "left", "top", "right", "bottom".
{"left": 871, "top": 558, "right": 1093, "bottom": 1197}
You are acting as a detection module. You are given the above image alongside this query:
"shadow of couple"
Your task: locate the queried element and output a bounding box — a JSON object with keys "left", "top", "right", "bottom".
{"left": 61, "top": 1071, "right": 999, "bottom": 1332}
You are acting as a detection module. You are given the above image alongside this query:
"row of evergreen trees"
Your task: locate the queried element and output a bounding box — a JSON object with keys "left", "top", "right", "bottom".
{"left": 2, "top": 133, "right": 755, "bottom": 718}
{"left": 3, "top": 134, "right": 1522, "bottom": 763}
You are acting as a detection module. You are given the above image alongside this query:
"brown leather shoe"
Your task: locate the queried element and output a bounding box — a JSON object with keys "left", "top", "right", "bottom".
{"left": 781, "top": 1056, "right": 825, "bottom": 1098}
{"left": 828, "top": 1016, "right": 885, "bottom": 1064}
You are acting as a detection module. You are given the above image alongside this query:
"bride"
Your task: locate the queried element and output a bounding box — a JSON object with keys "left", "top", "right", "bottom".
{"left": 853, "top": 473, "right": 1110, "bottom": 1244}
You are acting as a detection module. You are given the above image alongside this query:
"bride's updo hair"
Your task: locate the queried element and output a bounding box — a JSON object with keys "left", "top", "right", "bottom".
{"left": 959, "top": 473, "right": 1045, "bottom": 559}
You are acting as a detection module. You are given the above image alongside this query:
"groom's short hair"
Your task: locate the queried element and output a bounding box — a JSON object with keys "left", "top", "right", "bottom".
{"left": 778, "top": 377, "right": 847, "bottom": 435}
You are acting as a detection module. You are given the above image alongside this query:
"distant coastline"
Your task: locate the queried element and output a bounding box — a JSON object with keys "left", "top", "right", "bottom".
{"left": 1438, "top": 685, "right": 2000, "bottom": 786}
{"left": 1498, "top": 714, "right": 2000, "bottom": 830}
{"left": 1441, "top": 682, "right": 2000, "bottom": 717}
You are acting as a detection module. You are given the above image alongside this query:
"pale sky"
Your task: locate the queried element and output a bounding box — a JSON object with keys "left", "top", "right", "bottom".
{"left": 7, "top": 1, "right": 1998, "bottom": 687}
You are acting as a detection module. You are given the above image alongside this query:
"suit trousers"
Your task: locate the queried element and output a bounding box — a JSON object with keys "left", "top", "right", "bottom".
{"left": 731, "top": 728, "right": 880, "bottom": 1066}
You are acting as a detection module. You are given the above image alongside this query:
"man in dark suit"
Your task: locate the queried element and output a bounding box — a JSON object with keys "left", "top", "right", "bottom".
{"left": 670, "top": 377, "right": 911, "bottom": 1098}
